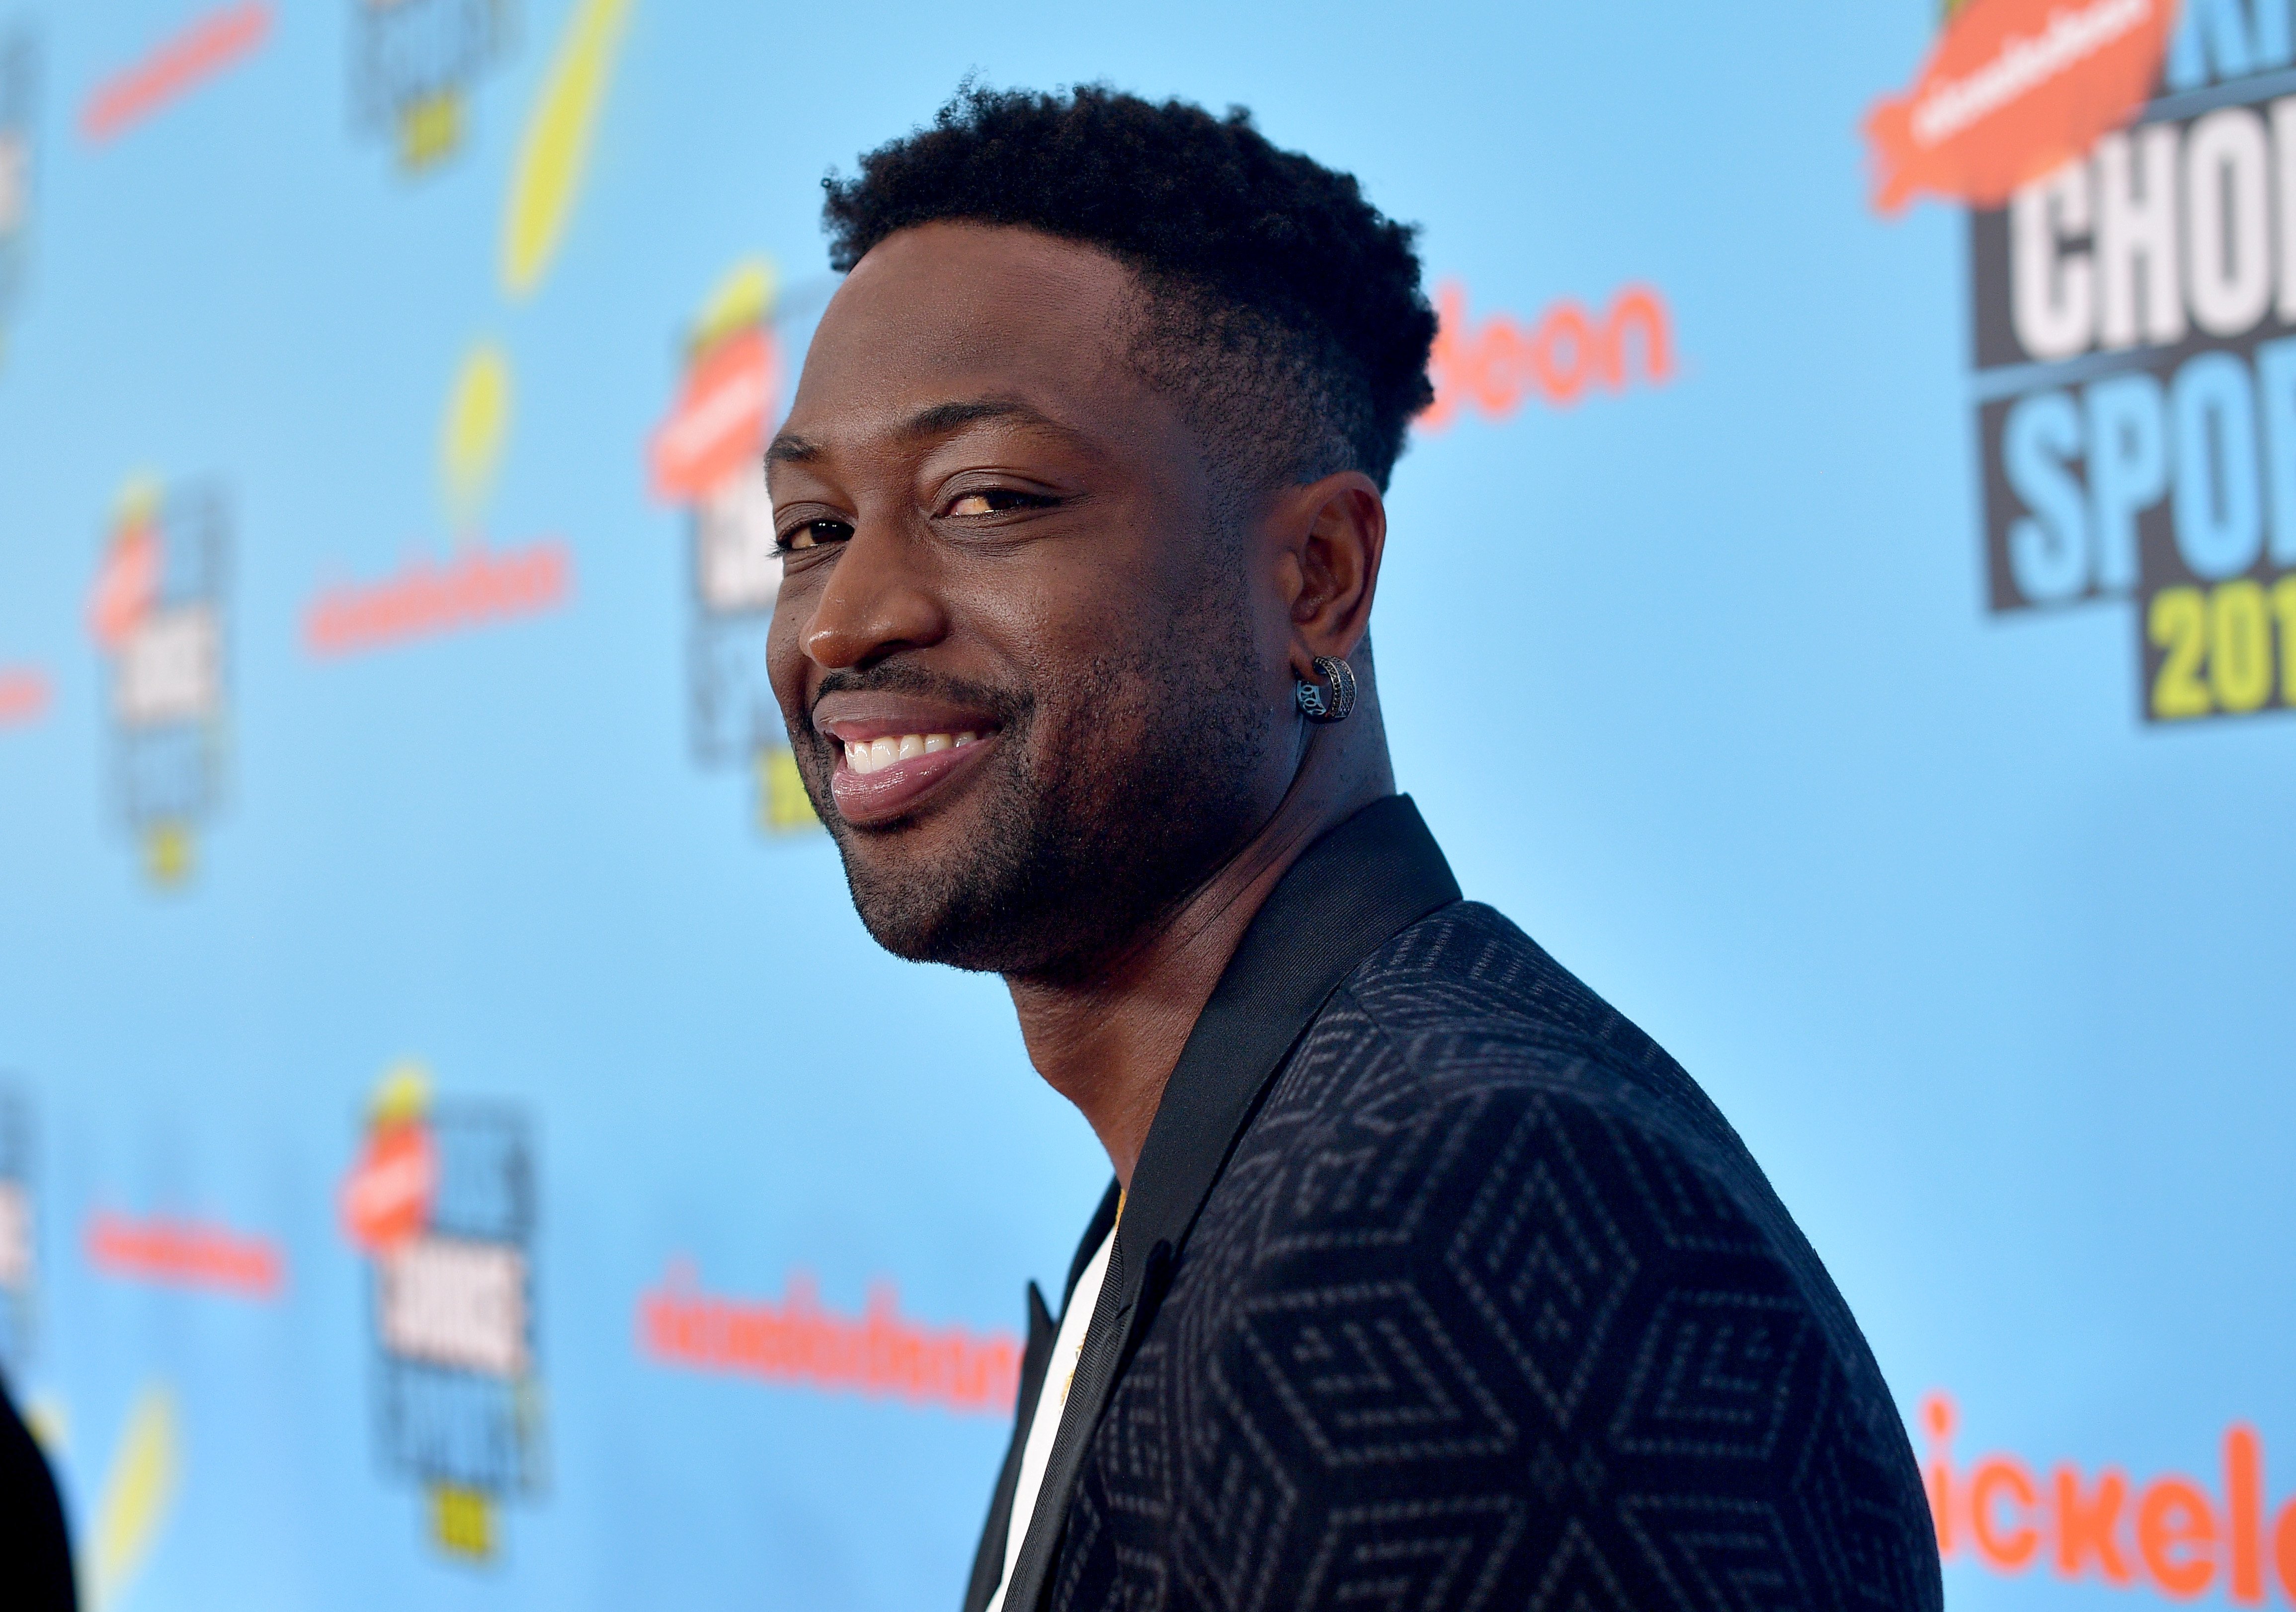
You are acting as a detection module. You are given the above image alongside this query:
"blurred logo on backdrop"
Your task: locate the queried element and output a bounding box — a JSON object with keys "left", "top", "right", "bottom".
{"left": 0, "top": 1079, "right": 37, "bottom": 1376}
{"left": 0, "top": 22, "right": 37, "bottom": 371}
{"left": 304, "top": 341, "right": 572, "bottom": 657}
{"left": 351, "top": 0, "right": 516, "bottom": 174}
{"left": 638, "top": 1259, "right": 1023, "bottom": 1415}
{"left": 85, "top": 1206, "right": 283, "bottom": 1298}
{"left": 1871, "top": 0, "right": 2296, "bottom": 726}
{"left": 1921, "top": 1393, "right": 2296, "bottom": 1602}
{"left": 309, "top": 0, "right": 636, "bottom": 659}
{"left": 87, "top": 476, "right": 230, "bottom": 887}
{"left": 1864, "top": 0, "right": 2178, "bottom": 213}
{"left": 341, "top": 1062, "right": 545, "bottom": 1563}
{"left": 80, "top": 2, "right": 271, "bottom": 145}
{"left": 1418, "top": 281, "right": 1675, "bottom": 431}
{"left": 649, "top": 256, "right": 822, "bottom": 837}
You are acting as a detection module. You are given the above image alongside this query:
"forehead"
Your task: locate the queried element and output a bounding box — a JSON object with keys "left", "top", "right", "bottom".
{"left": 783, "top": 223, "right": 1160, "bottom": 451}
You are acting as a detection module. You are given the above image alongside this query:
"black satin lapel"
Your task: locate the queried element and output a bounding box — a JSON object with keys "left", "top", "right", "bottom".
{"left": 962, "top": 1281, "right": 1058, "bottom": 1612}
{"left": 1062, "top": 1181, "right": 1121, "bottom": 1309}
{"left": 1120, "top": 794, "right": 1459, "bottom": 1274}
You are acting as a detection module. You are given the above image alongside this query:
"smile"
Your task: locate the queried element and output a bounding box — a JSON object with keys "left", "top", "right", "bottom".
{"left": 828, "top": 729, "right": 994, "bottom": 825}
{"left": 811, "top": 685, "right": 1005, "bottom": 827}
{"left": 842, "top": 730, "right": 981, "bottom": 773}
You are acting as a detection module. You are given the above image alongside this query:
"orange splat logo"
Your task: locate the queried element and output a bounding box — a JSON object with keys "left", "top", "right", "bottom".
{"left": 1864, "top": 0, "right": 2180, "bottom": 214}
{"left": 340, "top": 1121, "right": 436, "bottom": 1254}
{"left": 650, "top": 324, "right": 779, "bottom": 502}
{"left": 86, "top": 517, "right": 159, "bottom": 650}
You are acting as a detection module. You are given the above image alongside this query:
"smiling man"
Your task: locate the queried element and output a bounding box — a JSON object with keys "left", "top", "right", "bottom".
{"left": 767, "top": 86, "right": 1941, "bottom": 1612}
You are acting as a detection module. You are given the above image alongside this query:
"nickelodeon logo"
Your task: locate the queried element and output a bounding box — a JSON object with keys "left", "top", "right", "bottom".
{"left": 303, "top": 540, "right": 571, "bottom": 657}
{"left": 1925, "top": 1393, "right": 2296, "bottom": 1602}
{"left": 1419, "top": 280, "right": 1673, "bottom": 430}
{"left": 85, "top": 1209, "right": 283, "bottom": 1300}
{"left": 639, "top": 1259, "right": 1021, "bottom": 1416}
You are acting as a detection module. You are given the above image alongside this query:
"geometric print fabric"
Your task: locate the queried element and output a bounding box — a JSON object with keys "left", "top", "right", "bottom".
{"left": 1051, "top": 902, "right": 1941, "bottom": 1612}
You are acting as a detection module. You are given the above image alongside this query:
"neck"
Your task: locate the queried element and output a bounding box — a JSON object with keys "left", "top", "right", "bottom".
{"left": 1005, "top": 711, "right": 1395, "bottom": 1191}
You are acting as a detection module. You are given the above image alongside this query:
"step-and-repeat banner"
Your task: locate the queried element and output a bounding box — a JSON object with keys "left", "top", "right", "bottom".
{"left": 0, "top": 1, "right": 2288, "bottom": 1607}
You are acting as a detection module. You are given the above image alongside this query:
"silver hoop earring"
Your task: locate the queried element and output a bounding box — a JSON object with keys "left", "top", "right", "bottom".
{"left": 1295, "top": 655, "right": 1357, "bottom": 724}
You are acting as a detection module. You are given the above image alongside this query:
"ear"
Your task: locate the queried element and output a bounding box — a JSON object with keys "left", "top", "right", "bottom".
{"left": 1275, "top": 471, "right": 1387, "bottom": 676}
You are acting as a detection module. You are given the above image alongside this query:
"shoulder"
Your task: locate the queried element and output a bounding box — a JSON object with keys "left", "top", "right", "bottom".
{"left": 1237, "top": 900, "right": 1803, "bottom": 1288}
{"left": 1310, "top": 899, "right": 1741, "bottom": 1154}
{"left": 1136, "top": 900, "right": 1941, "bottom": 1611}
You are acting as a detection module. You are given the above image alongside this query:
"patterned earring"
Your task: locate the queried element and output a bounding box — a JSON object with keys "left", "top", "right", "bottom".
{"left": 1295, "top": 655, "right": 1357, "bottom": 724}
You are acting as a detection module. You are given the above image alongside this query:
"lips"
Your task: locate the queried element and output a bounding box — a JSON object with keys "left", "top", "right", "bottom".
{"left": 812, "top": 694, "right": 1003, "bottom": 827}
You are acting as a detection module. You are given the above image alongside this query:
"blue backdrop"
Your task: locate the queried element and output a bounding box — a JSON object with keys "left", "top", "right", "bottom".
{"left": 0, "top": 0, "right": 2289, "bottom": 1607}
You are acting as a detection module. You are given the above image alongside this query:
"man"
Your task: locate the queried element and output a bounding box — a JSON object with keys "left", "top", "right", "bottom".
{"left": 0, "top": 1369, "right": 74, "bottom": 1607}
{"left": 767, "top": 85, "right": 1941, "bottom": 1612}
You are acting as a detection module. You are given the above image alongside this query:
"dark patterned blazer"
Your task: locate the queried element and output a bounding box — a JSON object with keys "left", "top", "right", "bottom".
{"left": 968, "top": 797, "right": 1941, "bottom": 1612}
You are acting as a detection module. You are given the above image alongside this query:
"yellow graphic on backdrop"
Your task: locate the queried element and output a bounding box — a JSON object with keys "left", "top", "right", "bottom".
{"left": 84, "top": 1383, "right": 180, "bottom": 1612}
{"left": 500, "top": 0, "right": 633, "bottom": 298}
{"left": 144, "top": 823, "right": 192, "bottom": 886}
{"left": 431, "top": 1482, "right": 493, "bottom": 1557}
{"left": 760, "top": 747, "right": 815, "bottom": 834}
{"left": 373, "top": 1058, "right": 432, "bottom": 1126}
{"left": 401, "top": 91, "right": 463, "bottom": 170}
{"left": 441, "top": 342, "right": 514, "bottom": 529}
{"left": 693, "top": 257, "right": 777, "bottom": 355}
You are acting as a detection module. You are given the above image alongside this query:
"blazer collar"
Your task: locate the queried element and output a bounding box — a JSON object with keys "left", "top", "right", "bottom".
{"left": 995, "top": 793, "right": 1460, "bottom": 1612}
{"left": 1113, "top": 792, "right": 1460, "bottom": 1285}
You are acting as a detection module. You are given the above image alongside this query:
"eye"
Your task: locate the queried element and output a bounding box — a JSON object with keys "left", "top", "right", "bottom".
{"left": 777, "top": 518, "right": 853, "bottom": 552}
{"left": 945, "top": 488, "right": 1059, "bottom": 518}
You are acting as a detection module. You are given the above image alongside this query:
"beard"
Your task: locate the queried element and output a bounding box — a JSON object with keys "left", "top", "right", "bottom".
{"left": 791, "top": 569, "right": 1274, "bottom": 982}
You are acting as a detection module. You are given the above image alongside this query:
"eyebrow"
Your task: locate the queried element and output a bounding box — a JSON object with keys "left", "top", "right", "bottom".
{"left": 764, "top": 397, "right": 1073, "bottom": 468}
{"left": 896, "top": 398, "right": 1060, "bottom": 439}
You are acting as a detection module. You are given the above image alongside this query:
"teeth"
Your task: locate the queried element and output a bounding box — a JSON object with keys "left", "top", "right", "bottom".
{"left": 841, "top": 732, "right": 981, "bottom": 775}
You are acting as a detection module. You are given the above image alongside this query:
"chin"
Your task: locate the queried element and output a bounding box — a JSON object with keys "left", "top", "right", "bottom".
{"left": 849, "top": 887, "right": 1040, "bottom": 974}
{"left": 842, "top": 834, "right": 1113, "bottom": 977}
{"left": 829, "top": 830, "right": 1018, "bottom": 972}
{"left": 815, "top": 689, "right": 1269, "bottom": 979}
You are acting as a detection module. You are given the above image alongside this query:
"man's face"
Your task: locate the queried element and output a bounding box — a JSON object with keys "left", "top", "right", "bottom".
{"left": 766, "top": 224, "right": 1299, "bottom": 978}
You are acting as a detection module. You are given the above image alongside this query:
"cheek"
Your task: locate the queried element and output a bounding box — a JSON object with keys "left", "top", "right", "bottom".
{"left": 972, "top": 507, "right": 1192, "bottom": 665}
{"left": 1001, "top": 591, "right": 1212, "bottom": 752}
{"left": 765, "top": 591, "right": 809, "bottom": 718}
{"left": 978, "top": 574, "right": 1156, "bottom": 733}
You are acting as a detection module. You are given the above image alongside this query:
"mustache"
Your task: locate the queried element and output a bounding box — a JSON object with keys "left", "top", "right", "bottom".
{"left": 806, "top": 663, "right": 1034, "bottom": 729}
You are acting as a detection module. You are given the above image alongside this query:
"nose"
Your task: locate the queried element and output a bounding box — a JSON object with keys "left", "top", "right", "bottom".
{"left": 799, "top": 519, "right": 949, "bottom": 671}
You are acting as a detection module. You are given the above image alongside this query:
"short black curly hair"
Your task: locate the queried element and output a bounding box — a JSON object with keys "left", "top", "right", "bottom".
{"left": 821, "top": 84, "right": 1436, "bottom": 493}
